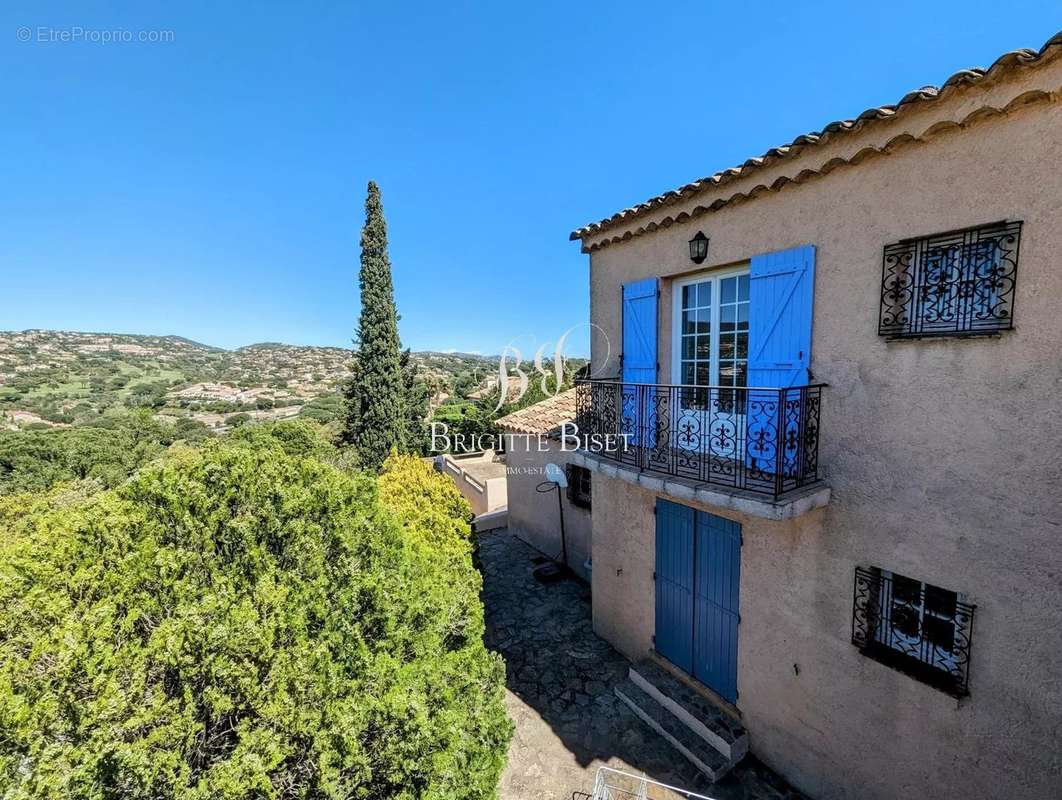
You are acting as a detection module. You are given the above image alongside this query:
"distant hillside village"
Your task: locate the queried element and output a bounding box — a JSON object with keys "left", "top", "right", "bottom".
{"left": 0, "top": 329, "right": 528, "bottom": 434}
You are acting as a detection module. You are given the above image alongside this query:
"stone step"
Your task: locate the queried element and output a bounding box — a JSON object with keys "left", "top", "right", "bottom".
{"left": 472, "top": 508, "right": 507, "bottom": 532}
{"left": 630, "top": 661, "right": 749, "bottom": 764}
{"left": 614, "top": 678, "right": 733, "bottom": 783}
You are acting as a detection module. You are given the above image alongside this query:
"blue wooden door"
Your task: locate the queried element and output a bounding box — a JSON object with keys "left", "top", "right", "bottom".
{"left": 655, "top": 498, "right": 694, "bottom": 674}
{"left": 746, "top": 245, "right": 816, "bottom": 474}
{"left": 622, "top": 278, "right": 658, "bottom": 448}
{"left": 692, "top": 510, "right": 742, "bottom": 703}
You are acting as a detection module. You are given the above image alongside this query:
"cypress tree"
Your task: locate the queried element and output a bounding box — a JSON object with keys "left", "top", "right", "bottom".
{"left": 342, "top": 181, "right": 405, "bottom": 470}
{"left": 399, "top": 347, "right": 429, "bottom": 454}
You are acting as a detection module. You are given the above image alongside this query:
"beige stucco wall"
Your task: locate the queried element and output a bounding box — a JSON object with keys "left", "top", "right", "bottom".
{"left": 503, "top": 434, "right": 593, "bottom": 582}
{"left": 441, "top": 452, "right": 507, "bottom": 516}
{"left": 583, "top": 64, "right": 1062, "bottom": 800}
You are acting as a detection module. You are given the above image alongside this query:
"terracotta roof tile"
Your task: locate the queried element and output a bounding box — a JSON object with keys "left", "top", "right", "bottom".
{"left": 570, "top": 31, "right": 1062, "bottom": 245}
{"left": 495, "top": 389, "right": 578, "bottom": 435}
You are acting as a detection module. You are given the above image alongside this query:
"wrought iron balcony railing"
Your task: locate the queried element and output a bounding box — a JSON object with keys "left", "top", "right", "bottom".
{"left": 574, "top": 380, "right": 824, "bottom": 500}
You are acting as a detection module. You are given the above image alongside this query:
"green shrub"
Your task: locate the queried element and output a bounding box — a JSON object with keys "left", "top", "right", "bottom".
{"left": 172, "top": 418, "right": 213, "bottom": 443}
{"left": 0, "top": 440, "right": 511, "bottom": 799}
{"left": 0, "top": 412, "right": 173, "bottom": 495}
{"left": 298, "top": 393, "right": 344, "bottom": 426}
{"left": 378, "top": 454, "right": 472, "bottom": 557}
{"left": 229, "top": 418, "right": 337, "bottom": 461}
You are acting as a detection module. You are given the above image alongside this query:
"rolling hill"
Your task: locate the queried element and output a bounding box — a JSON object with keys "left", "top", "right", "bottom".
{"left": 0, "top": 330, "right": 502, "bottom": 430}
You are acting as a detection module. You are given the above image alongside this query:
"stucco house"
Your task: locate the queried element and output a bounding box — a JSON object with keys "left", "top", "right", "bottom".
{"left": 566, "top": 32, "right": 1062, "bottom": 800}
{"left": 497, "top": 389, "right": 593, "bottom": 582}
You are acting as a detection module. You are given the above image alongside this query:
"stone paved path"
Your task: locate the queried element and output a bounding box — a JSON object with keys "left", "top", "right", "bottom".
{"left": 478, "top": 528, "right": 808, "bottom": 800}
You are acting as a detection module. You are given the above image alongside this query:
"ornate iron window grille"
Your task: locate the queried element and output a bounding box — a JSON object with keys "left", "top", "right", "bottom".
{"left": 879, "top": 220, "right": 1022, "bottom": 338}
{"left": 565, "top": 463, "right": 592, "bottom": 509}
{"left": 852, "top": 566, "right": 975, "bottom": 697}
{"left": 574, "top": 379, "right": 823, "bottom": 500}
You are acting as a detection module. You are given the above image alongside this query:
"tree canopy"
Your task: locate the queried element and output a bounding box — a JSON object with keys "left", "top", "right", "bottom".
{"left": 0, "top": 411, "right": 179, "bottom": 495}
{"left": 0, "top": 428, "right": 511, "bottom": 799}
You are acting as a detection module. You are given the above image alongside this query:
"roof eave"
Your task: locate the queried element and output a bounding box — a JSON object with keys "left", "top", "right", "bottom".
{"left": 568, "top": 31, "right": 1062, "bottom": 244}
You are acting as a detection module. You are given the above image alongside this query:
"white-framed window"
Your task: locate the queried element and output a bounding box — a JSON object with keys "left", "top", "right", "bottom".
{"left": 671, "top": 268, "right": 750, "bottom": 388}
{"left": 852, "top": 566, "right": 976, "bottom": 697}
{"left": 875, "top": 570, "right": 961, "bottom": 671}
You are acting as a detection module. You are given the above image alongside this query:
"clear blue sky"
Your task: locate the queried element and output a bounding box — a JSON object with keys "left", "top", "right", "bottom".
{"left": 1, "top": 3, "right": 1057, "bottom": 356}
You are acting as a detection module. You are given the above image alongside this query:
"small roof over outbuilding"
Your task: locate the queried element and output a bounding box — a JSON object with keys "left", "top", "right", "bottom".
{"left": 495, "top": 388, "right": 578, "bottom": 435}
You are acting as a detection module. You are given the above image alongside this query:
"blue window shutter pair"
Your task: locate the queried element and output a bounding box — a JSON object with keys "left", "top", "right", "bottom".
{"left": 622, "top": 278, "right": 658, "bottom": 384}
{"left": 747, "top": 245, "right": 816, "bottom": 387}
{"left": 624, "top": 248, "right": 814, "bottom": 389}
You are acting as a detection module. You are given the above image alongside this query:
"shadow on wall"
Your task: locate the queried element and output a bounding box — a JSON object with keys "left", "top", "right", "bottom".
{"left": 476, "top": 529, "right": 805, "bottom": 800}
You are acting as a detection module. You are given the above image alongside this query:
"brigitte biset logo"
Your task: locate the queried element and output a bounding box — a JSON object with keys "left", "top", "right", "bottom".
{"left": 430, "top": 323, "right": 630, "bottom": 455}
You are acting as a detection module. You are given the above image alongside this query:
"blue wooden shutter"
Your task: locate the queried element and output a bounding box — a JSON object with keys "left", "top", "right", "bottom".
{"left": 622, "top": 278, "right": 658, "bottom": 383}
{"left": 622, "top": 278, "right": 658, "bottom": 449}
{"left": 747, "top": 245, "right": 816, "bottom": 387}
{"left": 692, "top": 510, "right": 741, "bottom": 703}
{"left": 655, "top": 498, "right": 695, "bottom": 674}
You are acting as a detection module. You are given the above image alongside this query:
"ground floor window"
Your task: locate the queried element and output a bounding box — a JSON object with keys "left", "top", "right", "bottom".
{"left": 565, "top": 464, "right": 591, "bottom": 509}
{"left": 852, "top": 566, "right": 975, "bottom": 697}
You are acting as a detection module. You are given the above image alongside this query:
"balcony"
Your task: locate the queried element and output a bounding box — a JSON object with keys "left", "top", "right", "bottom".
{"left": 572, "top": 380, "right": 829, "bottom": 519}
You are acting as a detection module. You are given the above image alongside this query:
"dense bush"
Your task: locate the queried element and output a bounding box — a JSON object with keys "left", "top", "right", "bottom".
{"left": 378, "top": 454, "right": 472, "bottom": 556}
{"left": 298, "top": 393, "right": 345, "bottom": 427}
{"left": 0, "top": 412, "right": 174, "bottom": 495}
{"left": 229, "top": 418, "right": 338, "bottom": 461}
{"left": 173, "top": 418, "right": 214, "bottom": 443}
{"left": 0, "top": 439, "right": 511, "bottom": 799}
{"left": 0, "top": 417, "right": 340, "bottom": 498}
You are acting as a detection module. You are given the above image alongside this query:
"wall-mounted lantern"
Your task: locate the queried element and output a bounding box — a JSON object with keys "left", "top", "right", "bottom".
{"left": 688, "top": 231, "right": 709, "bottom": 264}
